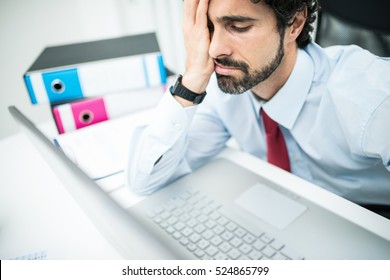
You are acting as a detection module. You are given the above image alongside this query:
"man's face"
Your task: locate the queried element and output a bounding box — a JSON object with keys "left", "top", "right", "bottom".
{"left": 207, "top": 0, "right": 285, "bottom": 94}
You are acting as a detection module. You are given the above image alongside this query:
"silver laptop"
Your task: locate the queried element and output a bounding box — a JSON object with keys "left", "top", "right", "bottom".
{"left": 9, "top": 105, "right": 390, "bottom": 260}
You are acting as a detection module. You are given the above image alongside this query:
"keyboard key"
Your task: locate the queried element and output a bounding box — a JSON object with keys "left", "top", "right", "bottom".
{"left": 181, "top": 227, "right": 193, "bottom": 237}
{"left": 163, "top": 201, "right": 176, "bottom": 211}
{"left": 234, "top": 227, "right": 247, "bottom": 238}
{"left": 202, "top": 206, "right": 213, "bottom": 214}
{"left": 172, "top": 208, "right": 184, "bottom": 217}
{"left": 243, "top": 233, "right": 256, "bottom": 244}
{"left": 205, "top": 219, "right": 217, "bottom": 229}
{"left": 170, "top": 196, "right": 186, "bottom": 207}
{"left": 280, "top": 246, "right": 304, "bottom": 260}
{"left": 272, "top": 253, "right": 288, "bottom": 260}
{"left": 166, "top": 226, "right": 175, "bottom": 234}
{"left": 270, "top": 239, "right": 285, "bottom": 251}
{"left": 227, "top": 248, "right": 241, "bottom": 260}
{"left": 260, "top": 233, "right": 274, "bottom": 244}
{"left": 167, "top": 216, "right": 178, "bottom": 225}
{"left": 230, "top": 236, "right": 243, "bottom": 248}
{"left": 187, "top": 243, "right": 197, "bottom": 252}
{"left": 205, "top": 246, "right": 218, "bottom": 257}
{"left": 213, "top": 225, "right": 225, "bottom": 235}
{"left": 179, "top": 213, "right": 191, "bottom": 222}
{"left": 174, "top": 221, "right": 186, "bottom": 231}
{"left": 249, "top": 250, "right": 263, "bottom": 260}
{"left": 194, "top": 249, "right": 205, "bottom": 258}
{"left": 188, "top": 196, "right": 200, "bottom": 205}
{"left": 183, "top": 204, "right": 193, "bottom": 213}
{"left": 210, "top": 236, "right": 223, "bottom": 246}
{"left": 187, "top": 188, "right": 199, "bottom": 195}
{"left": 194, "top": 224, "right": 206, "bottom": 234}
{"left": 209, "top": 201, "right": 222, "bottom": 210}
{"left": 160, "top": 211, "right": 170, "bottom": 220}
{"left": 190, "top": 209, "right": 201, "bottom": 218}
{"left": 238, "top": 243, "right": 252, "bottom": 255}
{"left": 172, "top": 231, "right": 181, "bottom": 240}
{"left": 197, "top": 214, "right": 208, "bottom": 223}
{"left": 189, "top": 233, "right": 201, "bottom": 243}
{"left": 214, "top": 252, "right": 228, "bottom": 260}
{"left": 153, "top": 206, "right": 164, "bottom": 214}
{"left": 253, "top": 240, "right": 266, "bottom": 251}
{"left": 221, "top": 231, "right": 234, "bottom": 241}
{"left": 179, "top": 237, "right": 189, "bottom": 246}
{"left": 202, "top": 229, "right": 214, "bottom": 240}
{"left": 262, "top": 246, "right": 276, "bottom": 258}
{"left": 160, "top": 221, "right": 169, "bottom": 228}
{"left": 197, "top": 240, "right": 210, "bottom": 250}
{"left": 178, "top": 190, "right": 191, "bottom": 200}
{"left": 209, "top": 211, "right": 221, "bottom": 220}
{"left": 153, "top": 216, "right": 163, "bottom": 224}
{"left": 217, "top": 216, "right": 229, "bottom": 226}
{"left": 219, "top": 242, "right": 232, "bottom": 253}
{"left": 226, "top": 222, "right": 238, "bottom": 232}
{"left": 187, "top": 219, "right": 198, "bottom": 228}
{"left": 147, "top": 210, "right": 156, "bottom": 218}
{"left": 195, "top": 199, "right": 208, "bottom": 209}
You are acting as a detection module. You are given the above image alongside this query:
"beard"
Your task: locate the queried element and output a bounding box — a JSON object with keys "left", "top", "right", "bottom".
{"left": 215, "top": 34, "right": 285, "bottom": 94}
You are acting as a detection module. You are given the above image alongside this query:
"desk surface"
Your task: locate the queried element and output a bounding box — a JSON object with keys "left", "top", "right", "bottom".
{"left": 0, "top": 131, "right": 122, "bottom": 259}
{"left": 1, "top": 121, "right": 389, "bottom": 259}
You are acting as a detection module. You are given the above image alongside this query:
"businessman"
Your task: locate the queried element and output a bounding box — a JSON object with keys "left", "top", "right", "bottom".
{"left": 126, "top": 0, "right": 390, "bottom": 209}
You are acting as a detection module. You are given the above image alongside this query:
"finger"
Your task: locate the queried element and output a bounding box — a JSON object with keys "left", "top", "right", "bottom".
{"left": 195, "top": 0, "right": 209, "bottom": 26}
{"left": 183, "top": 0, "right": 200, "bottom": 25}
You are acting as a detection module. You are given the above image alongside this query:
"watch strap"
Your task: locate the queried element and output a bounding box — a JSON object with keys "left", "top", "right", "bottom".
{"left": 170, "top": 75, "right": 207, "bottom": 104}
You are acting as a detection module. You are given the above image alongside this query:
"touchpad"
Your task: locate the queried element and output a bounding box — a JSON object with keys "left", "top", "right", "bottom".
{"left": 234, "top": 183, "right": 307, "bottom": 230}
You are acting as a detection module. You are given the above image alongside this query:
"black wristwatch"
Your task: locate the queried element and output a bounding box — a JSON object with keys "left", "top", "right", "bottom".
{"left": 170, "top": 75, "right": 207, "bottom": 104}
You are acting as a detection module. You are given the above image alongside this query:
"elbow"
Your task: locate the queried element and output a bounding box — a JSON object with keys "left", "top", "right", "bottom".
{"left": 126, "top": 169, "right": 164, "bottom": 196}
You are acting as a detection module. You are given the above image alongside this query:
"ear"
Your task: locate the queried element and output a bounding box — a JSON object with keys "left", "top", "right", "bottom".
{"left": 286, "top": 7, "right": 308, "bottom": 43}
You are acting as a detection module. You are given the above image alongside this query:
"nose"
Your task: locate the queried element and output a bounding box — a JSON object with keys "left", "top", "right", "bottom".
{"left": 208, "top": 29, "right": 232, "bottom": 59}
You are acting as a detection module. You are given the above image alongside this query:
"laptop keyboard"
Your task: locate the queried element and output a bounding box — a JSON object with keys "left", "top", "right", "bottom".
{"left": 147, "top": 188, "right": 304, "bottom": 260}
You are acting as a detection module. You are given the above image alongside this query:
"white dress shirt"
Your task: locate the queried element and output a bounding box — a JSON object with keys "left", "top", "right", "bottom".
{"left": 126, "top": 42, "right": 390, "bottom": 205}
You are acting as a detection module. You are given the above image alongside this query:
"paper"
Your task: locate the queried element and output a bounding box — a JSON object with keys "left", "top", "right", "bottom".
{"left": 54, "top": 109, "right": 154, "bottom": 180}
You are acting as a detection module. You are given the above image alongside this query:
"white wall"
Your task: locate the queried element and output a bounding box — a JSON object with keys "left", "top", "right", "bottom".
{"left": 0, "top": 0, "right": 185, "bottom": 139}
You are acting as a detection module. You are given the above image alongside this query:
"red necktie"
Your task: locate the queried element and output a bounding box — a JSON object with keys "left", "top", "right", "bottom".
{"left": 261, "top": 109, "right": 291, "bottom": 172}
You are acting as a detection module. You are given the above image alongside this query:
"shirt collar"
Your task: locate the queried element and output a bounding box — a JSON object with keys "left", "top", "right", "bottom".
{"left": 258, "top": 48, "right": 314, "bottom": 129}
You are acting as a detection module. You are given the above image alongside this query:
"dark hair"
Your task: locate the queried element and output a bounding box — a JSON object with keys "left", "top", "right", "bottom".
{"left": 251, "top": 0, "right": 320, "bottom": 48}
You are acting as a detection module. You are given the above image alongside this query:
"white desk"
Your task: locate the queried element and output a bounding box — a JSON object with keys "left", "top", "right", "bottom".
{"left": 1, "top": 119, "right": 390, "bottom": 259}
{"left": 0, "top": 131, "right": 123, "bottom": 259}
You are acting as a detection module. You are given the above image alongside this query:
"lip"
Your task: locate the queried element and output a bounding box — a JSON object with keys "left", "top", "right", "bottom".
{"left": 214, "top": 63, "right": 240, "bottom": 76}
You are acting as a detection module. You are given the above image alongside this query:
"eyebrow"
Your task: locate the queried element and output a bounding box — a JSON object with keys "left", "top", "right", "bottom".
{"left": 217, "top": 15, "right": 257, "bottom": 24}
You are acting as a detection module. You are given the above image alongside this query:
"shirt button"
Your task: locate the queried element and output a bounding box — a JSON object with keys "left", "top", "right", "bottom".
{"left": 172, "top": 122, "right": 182, "bottom": 131}
{"left": 292, "top": 154, "right": 299, "bottom": 163}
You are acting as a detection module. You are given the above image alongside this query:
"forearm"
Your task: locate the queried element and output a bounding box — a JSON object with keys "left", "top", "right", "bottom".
{"left": 126, "top": 92, "right": 198, "bottom": 195}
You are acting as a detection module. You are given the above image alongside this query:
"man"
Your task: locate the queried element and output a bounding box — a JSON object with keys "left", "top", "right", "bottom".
{"left": 126, "top": 0, "right": 390, "bottom": 208}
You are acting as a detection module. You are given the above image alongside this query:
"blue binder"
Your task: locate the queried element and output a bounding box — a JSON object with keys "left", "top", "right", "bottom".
{"left": 24, "top": 33, "right": 167, "bottom": 105}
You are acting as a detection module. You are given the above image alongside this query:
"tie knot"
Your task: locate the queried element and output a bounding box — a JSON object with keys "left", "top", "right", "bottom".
{"left": 261, "top": 109, "right": 279, "bottom": 132}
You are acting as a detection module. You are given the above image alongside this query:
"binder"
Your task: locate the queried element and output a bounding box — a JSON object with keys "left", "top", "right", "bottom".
{"left": 24, "top": 33, "right": 167, "bottom": 104}
{"left": 52, "top": 86, "right": 165, "bottom": 134}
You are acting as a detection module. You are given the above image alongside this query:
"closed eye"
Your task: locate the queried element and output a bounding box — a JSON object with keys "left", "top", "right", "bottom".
{"left": 231, "top": 25, "right": 251, "bottom": 32}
